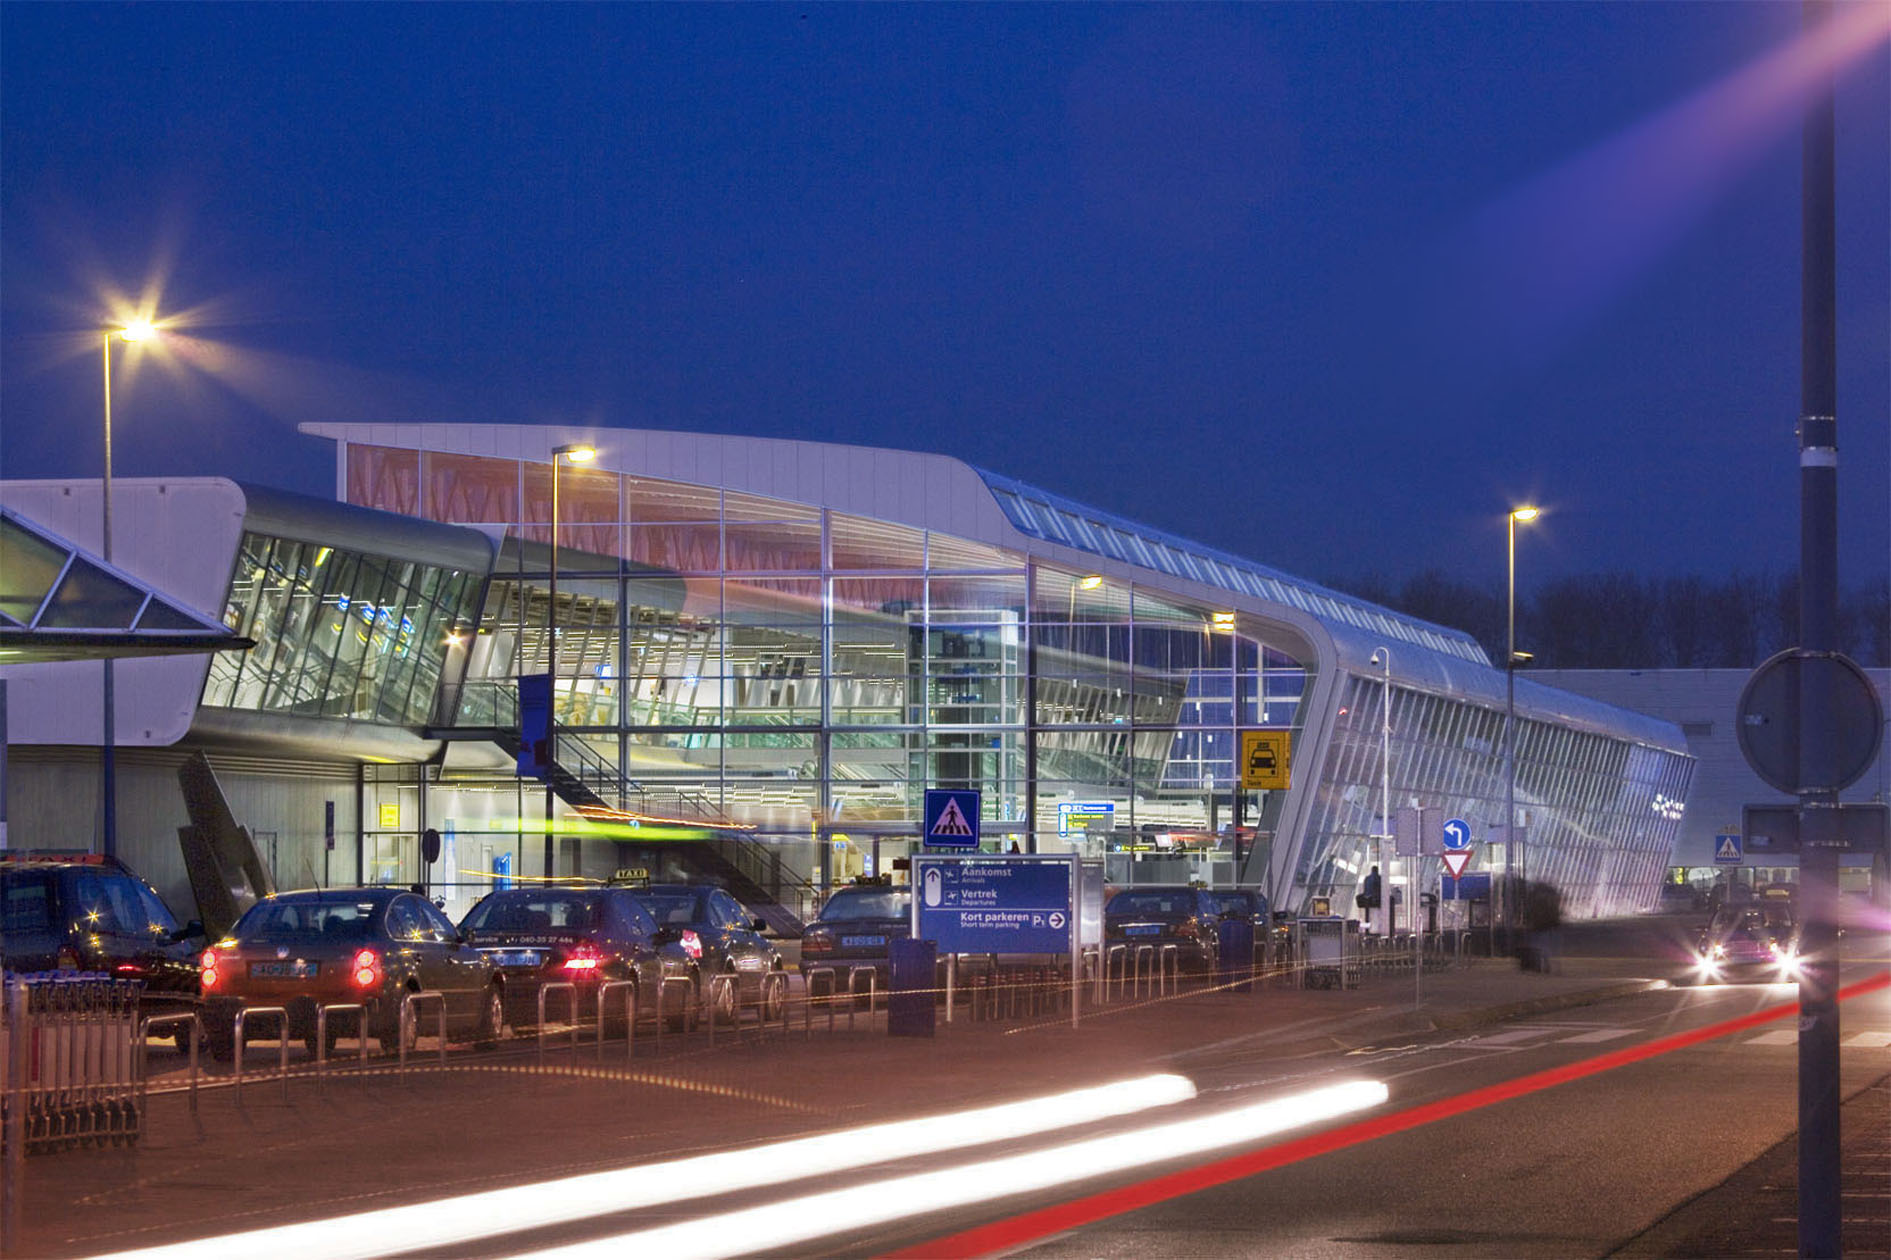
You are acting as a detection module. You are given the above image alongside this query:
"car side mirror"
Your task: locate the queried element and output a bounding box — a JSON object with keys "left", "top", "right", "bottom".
{"left": 652, "top": 926, "right": 680, "bottom": 946}
{"left": 751, "top": 918, "right": 768, "bottom": 932}
{"left": 172, "top": 920, "right": 204, "bottom": 943}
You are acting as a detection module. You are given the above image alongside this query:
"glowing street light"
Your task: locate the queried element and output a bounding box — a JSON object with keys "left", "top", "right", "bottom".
{"left": 98, "top": 318, "right": 163, "bottom": 859}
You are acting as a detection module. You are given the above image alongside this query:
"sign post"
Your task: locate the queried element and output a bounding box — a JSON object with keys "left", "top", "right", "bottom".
{"left": 913, "top": 854, "right": 1085, "bottom": 1029}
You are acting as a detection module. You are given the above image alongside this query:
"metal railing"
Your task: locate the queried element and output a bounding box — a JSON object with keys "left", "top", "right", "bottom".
{"left": 597, "top": 981, "right": 637, "bottom": 1063}
{"left": 398, "top": 992, "right": 448, "bottom": 1076}
{"left": 537, "top": 983, "right": 580, "bottom": 1067}
{"left": 231, "top": 1006, "right": 290, "bottom": 1104}
{"left": 137, "top": 1012, "right": 200, "bottom": 1116}
{"left": 314, "top": 1004, "right": 370, "bottom": 1085}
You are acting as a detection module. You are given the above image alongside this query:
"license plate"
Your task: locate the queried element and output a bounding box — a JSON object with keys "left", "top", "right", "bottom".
{"left": 249, "top": 960, "right": 318, "bottom": 978}
{"left": 1127, "top": 925, "right": 1162, "bottom": 937}
{"left": 841, "top": 935, "right": 886, "bottom": 948}
{"left": 491, "top": 950, "right": 543, "bottom": 968}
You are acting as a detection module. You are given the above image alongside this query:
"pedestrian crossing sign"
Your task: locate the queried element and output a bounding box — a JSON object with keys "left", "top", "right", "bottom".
{"left": 1714, "top": 833, "right": 1743, "bottom": 864}
{"left": 924, "top": 789, "right": 981, "bottom": 849}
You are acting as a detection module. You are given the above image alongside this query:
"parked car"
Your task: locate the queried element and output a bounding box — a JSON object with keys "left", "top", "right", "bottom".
{"left": 1690, "top": 898, "right": 1799, "bottom": 984}
{"left": 1656, "top": 881, "right": 1707, "bottom": 914}
{"left": 1104, "top": 885, "right": 1222, "bottom": 973}
{"left": 459, "top": 886, "right": 700, "bottom": 1033}
{"left": 200, "top": 887, "right": 502, "bottom": 1059}
{"left": 799, "top": 881, "right": 912, "bottom": 1002}
{"left": 634, "top": 884, "right": 787, "bottom": 1024}
{"left": 0, "top": 851, "right": 204, "bottom": 1044}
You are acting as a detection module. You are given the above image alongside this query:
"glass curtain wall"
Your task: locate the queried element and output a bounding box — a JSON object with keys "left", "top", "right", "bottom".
{"left": 1299, "top": 672, "right": 1691, "bottom": 919}
{"left": 203, "top": 530, "right": 481, "bottom": 723}
{"left": 344, "top": 443, "right": 1319, "bottom": 896}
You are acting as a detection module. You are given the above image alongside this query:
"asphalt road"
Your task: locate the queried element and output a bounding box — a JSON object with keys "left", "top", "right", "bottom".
{"left": 22, "top": 910, "right": 1890, "bottom": 1260}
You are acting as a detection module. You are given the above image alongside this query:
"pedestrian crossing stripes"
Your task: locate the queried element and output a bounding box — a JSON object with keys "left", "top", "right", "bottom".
{"left": 1746, "top": 1030, "right": 1798, "bottom": 1046}
{"left": 1464, "top": 1026, "right": 1891, "bottom": 1051}
{"left": 1558, "top": 1028, "right": 1634, "bottom": 1044}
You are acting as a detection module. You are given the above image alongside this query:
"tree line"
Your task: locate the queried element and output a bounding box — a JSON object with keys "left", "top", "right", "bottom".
{"left": 1336, "top": 571, "right": 1889, "bottom": 670}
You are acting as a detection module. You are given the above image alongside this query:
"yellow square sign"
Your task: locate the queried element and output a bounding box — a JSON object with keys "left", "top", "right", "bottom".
{"left": 378, "top": 801, "right": 401, "bottom": 830}
{"left": 1241, "top": 730, "right": 1291, "bottom": 790}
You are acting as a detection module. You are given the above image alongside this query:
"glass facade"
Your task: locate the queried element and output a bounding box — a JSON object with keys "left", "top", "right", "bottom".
{"left": 327, "top": 438, "right": 1690, "bottom": 920}
{"left": 1302, "top": 673, "right": 1691, "bottom": 918}
{"left": 202, "top": 530, "right": 482, "bottom": 724}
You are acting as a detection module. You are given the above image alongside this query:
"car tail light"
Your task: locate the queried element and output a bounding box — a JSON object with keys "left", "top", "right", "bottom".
{"left": 562, "top": 944, "right": 603, "bottom": 973}
{"left": 679, "top": 929, "right": 703, "bottom": 961}
{"left": 351, "top": 948, "right": 382, "bottom": 989}
{"left": 200, "top": 948, "right": 222, "bottom": 991}
{"left": 802, "top": 931, "right": 833, "bottom": 955}
{"left": 1176, "top": 918, "right": 1200, "bottom": 940}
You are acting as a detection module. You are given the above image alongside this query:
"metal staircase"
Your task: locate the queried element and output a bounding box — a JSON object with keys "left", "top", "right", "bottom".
{"left": 434, "top": 684, "right": 809, "bottom": 935}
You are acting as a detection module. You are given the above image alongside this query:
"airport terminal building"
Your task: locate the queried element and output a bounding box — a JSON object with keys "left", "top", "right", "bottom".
{"left": 2, "top": 425, "right": 1693, "bottom": 929}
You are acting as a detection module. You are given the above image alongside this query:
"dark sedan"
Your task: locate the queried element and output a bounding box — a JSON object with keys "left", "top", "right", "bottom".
{"left": 1104, "top": 885, "right": 1221, "bottom": 973}
{"left": 799, "top": 883, "right": 912, "bottom": 1003}
{"left": 460, "top": 887, "right": 700, "bottom": 1032}
{"left": 635, "top": 884, "right": 787, "bottom": 1024}
{"left": 201, "top": 888, "right": 501, "bottom": 1059}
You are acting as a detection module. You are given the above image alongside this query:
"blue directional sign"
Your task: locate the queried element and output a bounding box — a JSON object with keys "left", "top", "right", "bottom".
{"left": 1442, "top": 872, "right": 1491, "bottom": 901}
{"left": 924, "top": 789, "right": 981, "bottom": 850}
{"left": 914, "top": 857, "right": 1074, "bottom": 954}
{"left": 1442, "top": 818, "right": 1473, "bottom": 851}
{"left": 1713, "top": 833, "right": 1743, "bottom": 865}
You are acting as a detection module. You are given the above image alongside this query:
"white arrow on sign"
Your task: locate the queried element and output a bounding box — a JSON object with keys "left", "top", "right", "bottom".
{"left": 1442, "top": 849, "right": 1474, "bottom": 880}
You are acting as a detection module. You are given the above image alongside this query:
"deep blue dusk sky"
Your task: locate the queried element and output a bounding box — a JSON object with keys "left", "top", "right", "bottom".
{"left": 3, "top": 3, "right": 1886, "bottom": 600}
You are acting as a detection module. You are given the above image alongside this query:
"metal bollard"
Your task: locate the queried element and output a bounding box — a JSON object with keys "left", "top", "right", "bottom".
{"left": 846, "top": 966, "right": 878, "bottom": 1030}
{"left": 398, "top": 992, "right": 448, "bottom": 1078}
{"left": 1160, "top": 945, "right": 1180, "bottom": 996}
{"left": 654, "top": 975, "right": 695, "bottom": 1054}
{"left": 536, "top": 982, "right": 580, "bottom": 1068}
{"left": 314, "top": 1003, "right": 369, "bottom": 1087}
{"left": 137, "top": 1012, "right": 200, "bottom": 1116}
{"left": 705, "top": 973, "right": 738, "bottom": 1047}
{"left": 1105, "top": 945, "right": 1127, "bottom": 1000}
{"left": 597, "top": 981, "right": 636, "bottom": 1063}
{"left": 231, "top": 1006, "right": 290, "bottom": 1105}
{"left": 1133, "top": 945, "right": 1155, "bottom": 997}
{"left": 801, "top": 967, "right": 836, "bottom": 1036}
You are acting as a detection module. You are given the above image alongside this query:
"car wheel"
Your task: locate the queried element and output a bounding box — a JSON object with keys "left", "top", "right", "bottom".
{"left": 711, "top": 971, "right": 740, "bottom": 1026}
{"left": 664, "top": 977, "right": 699, "bottom": 1034}
{"left": 474, "top": 984, "right": 504, "bottom": 1051}
{"left": 376, "top": 997, "right": 420, "bottom": 1055}
{"left": 760, "top": 971, "right": 787, "bottom": 1023}
{"left": 205, "top": 1016, "right": 236, "bottom": 1063}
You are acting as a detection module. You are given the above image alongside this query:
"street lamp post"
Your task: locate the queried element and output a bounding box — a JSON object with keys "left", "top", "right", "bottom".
{"left": 543, "top": 443, "right": 596, "bottom": 879}
{"left": 1504, "top": 505, "right": 1539, "bottom": 953}
{"left": 98, "top": 320, "right": 157, "bottom": 860}
{"left": 1370, "top": 648, "right": 1392, "bottom": 938}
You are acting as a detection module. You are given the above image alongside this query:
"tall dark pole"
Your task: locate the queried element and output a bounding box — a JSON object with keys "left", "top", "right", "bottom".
{"left": 100, "top": 333, "right": 117, "bottom": 861}
{"left": 1795, "top": 2, "right": 1842, "bottom": 1255}
{"left": 545, "top": 453, "right": 561, "bottom": 884}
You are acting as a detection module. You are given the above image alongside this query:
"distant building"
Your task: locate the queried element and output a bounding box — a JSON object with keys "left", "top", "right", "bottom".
{"left": 2, "top": 426, "right": 1694, "bottom": 930}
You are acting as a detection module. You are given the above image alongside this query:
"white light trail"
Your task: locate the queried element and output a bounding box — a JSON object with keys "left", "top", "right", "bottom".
{"left": 87, "top": 1074, "right": 1197, "bottom": 1260}
{"left": 507, "top": 1079, "right": 1390, "bottom": 1260}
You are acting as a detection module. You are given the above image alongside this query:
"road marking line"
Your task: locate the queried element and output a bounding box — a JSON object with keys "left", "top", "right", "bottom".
{"left": 891, "top": 970, "right": 1891, "bottom": 1260}
{"left": 1464, "top": 1028, "right": 1552, "bottom": 1046}
{"left": 1842, "top": 1031, "right": 1891, "bottom": 1048}
{"left": 1747, "top": 1030, "right": 1798, "bottom": 1046}
{"left": 1558, "top": 1028, "right": 1634, "bottom": 1044}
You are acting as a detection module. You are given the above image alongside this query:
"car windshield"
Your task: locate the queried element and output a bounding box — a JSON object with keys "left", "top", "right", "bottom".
{"left": 236, "top": 896, "right": 379, "bottom": 941}
{"left": 818, "top": 889, "right": 907, "bottom": 921}
{"left": 462, "top": 893, "right": 602, "bottom": 933}
{"left": 1206, "top": 892, "right": 1262, "bottom": 917}
{"left": 638, "top": 893, "right": 707, "bottom": 926}
{"left": 1108, "top": 890, "right": 1199, "bottom": 916}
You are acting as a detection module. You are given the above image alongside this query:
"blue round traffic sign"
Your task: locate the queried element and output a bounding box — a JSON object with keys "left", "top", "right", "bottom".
{"left": 1442, "top": 818, "right": 1472, "bottom": 851}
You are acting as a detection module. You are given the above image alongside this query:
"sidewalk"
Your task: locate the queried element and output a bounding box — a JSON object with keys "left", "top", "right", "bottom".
{"left": 17, "top": 951, "right": 1675, "bottom": 1258}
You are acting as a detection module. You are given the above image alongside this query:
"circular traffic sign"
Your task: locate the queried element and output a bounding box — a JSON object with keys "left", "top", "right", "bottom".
{"left": 1442, "top": 818, "right": 1472, "bottom": 851}
{"left": 1737, "top": 649, "right": 1883, "bottom": 794}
